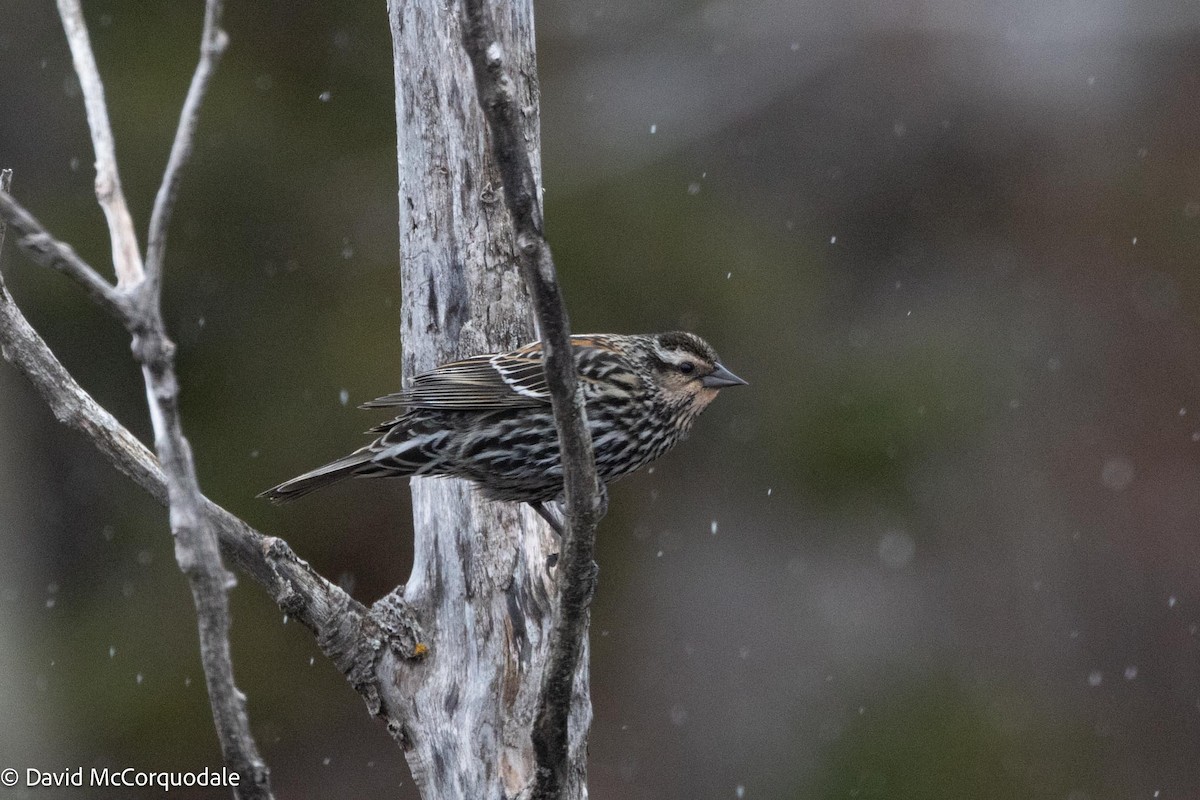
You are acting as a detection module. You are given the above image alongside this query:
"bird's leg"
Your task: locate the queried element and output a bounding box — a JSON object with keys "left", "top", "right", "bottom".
{"left": 530, "top": 502, "right": 563, "bottom": 571}
{"left": 535, "top": 480, "right": 607, "bottom": 536}
{"left": 533, "top": 485, "right": 608, "bottom": 571}
{"left": 531, "top": 501, "right": 564, "bottom": 538}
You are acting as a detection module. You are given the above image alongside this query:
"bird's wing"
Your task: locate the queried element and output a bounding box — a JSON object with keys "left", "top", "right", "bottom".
{"left": 361, "top": 336, "right": 617, "bottom": 411}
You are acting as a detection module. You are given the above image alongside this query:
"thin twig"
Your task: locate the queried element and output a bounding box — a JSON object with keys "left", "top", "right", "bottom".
{"left": 461, "top": 4, "right": 603, "bottom": 797}
{"left": 0, "top": 274, "right": 425, "bottom": 694}
{"left": 144, "top": 0, "right": 228, "bottom": 293}
{"left": 0, "top": 191, "right": 130, "bottom": 323}
{"left": 56, "top": 0, "right": 144, "bottom": 289}
{"left": 54, "top": 1, "right": 271, "bottom": 795}
{"left": 95, "top": 1, "right": 270, "bottom": 794}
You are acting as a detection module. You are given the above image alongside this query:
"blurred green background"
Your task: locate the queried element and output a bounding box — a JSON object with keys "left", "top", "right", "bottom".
{"left": 3, "top": 1, "right": 1200, "bottom": 798}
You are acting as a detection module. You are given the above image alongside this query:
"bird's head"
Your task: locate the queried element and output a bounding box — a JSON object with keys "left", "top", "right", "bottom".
{"left": 645, "top": 331, "right": 748, "bottom": 420}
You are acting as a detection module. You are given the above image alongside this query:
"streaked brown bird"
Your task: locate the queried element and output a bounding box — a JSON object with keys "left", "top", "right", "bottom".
{"left": 261, "top": 331, "right": 746, "bottom": 527}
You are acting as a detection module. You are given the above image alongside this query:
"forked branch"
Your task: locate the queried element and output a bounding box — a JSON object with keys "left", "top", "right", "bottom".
{"left": 0, "top": 185, "right": 426, "bottom": 796}
{"left": 51, "top": 1, "right": 276, "bottom": 794}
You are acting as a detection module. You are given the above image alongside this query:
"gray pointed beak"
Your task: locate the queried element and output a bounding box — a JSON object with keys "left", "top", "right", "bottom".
{"left": 701, "top": 362, "right": 749, "bottom": 388}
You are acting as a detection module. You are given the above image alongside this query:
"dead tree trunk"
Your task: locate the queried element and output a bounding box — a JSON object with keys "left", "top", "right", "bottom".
{"left": 383, "top": 1, "right": 592, "bottom": 797}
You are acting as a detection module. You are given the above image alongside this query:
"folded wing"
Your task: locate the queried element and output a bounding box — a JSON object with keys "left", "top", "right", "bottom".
{"left": 359, "top": 340, "right": 549, "bottom": 411}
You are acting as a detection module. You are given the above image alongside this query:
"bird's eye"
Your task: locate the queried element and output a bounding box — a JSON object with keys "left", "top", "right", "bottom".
{"left": 679, "top": 361, "right": 695, "bottom": 375}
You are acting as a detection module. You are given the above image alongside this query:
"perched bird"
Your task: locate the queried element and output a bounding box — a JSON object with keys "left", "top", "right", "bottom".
{"left": 261, "top": 332, "right": 746, "bottom": 527}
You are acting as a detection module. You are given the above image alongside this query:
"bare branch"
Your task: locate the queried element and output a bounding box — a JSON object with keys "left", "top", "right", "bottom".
{"left": 145, "top": 0, "right": 229, "bottom": 292}
{"left": 56, "top": 0, "right": 145, "bottom": 289}
{"left": 53, "top": 0, "right": 269, "bottom": 793}
{"left": 461, "top": 3, "right": 603, "bottom": 797}
{"left": 0, "top": 190, "right": 131, "bottom": 322}
{"left": 59, "top": 0, "right": 269, "bottom": 792}
{"left": 0, "top": 270, "right": 426, "bottom": 729}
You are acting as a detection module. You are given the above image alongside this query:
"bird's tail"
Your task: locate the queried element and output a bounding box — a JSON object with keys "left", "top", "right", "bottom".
{"left": 259, "top": 447, "right": 378, "bottom": 503}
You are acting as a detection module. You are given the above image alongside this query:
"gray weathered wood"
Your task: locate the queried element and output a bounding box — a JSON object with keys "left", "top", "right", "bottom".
{"left": 385, "top": 1, "right": 592, "bottom": 796}
{"left": 56, "top": 0, "right": 143, "bottom": 289}
{"left": 459, "top": 4, "right": 604, "bottom": 796}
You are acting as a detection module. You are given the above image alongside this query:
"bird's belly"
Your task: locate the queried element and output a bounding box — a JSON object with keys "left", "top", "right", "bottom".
{"left": 440, "top": 405, "right": 684, "bottom": 503}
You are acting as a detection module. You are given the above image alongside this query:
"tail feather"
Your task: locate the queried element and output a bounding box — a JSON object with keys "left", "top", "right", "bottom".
{"left": 259, "top": 448, "right": 378, "bottom": 503}
{"left": 260, "top": 423, "right": 448, "bottom": 504}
